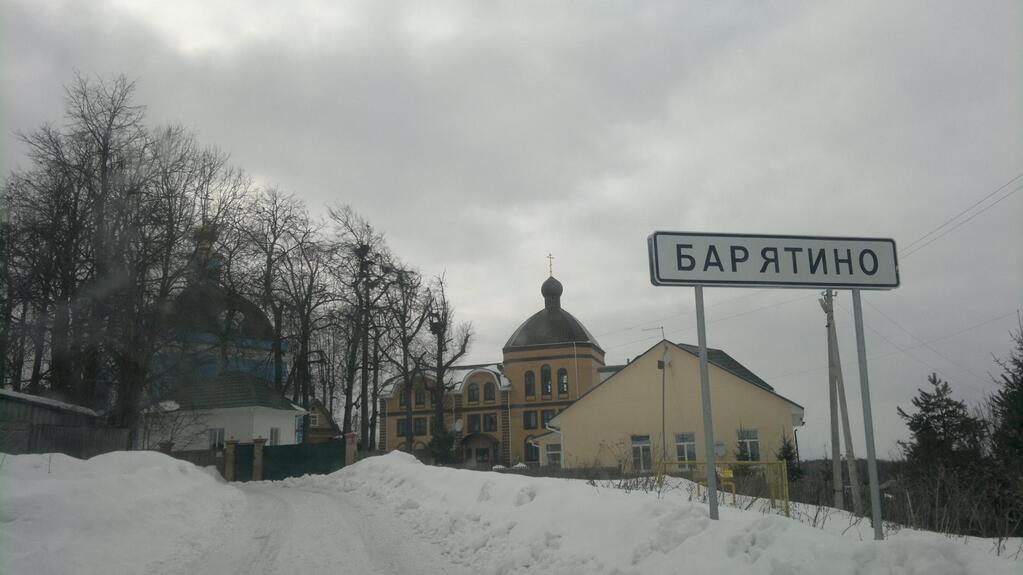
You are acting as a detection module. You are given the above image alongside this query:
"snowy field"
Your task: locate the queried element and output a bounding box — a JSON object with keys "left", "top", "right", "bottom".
{"left": 1, "top": 451, "right": 1019, "bottom": 575}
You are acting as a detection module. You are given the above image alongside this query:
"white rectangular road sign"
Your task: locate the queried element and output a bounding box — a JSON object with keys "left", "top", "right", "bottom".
{"left": 648, "top": 232, "right": 899, "bottom": 289}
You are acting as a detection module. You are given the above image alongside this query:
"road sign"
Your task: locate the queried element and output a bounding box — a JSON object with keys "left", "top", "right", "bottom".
{"left": 648, "top": 232, "right": 899, "bottom": 289}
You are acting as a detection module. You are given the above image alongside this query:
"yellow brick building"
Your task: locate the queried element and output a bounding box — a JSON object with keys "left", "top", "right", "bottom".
{"left": 378, "top": 275, "right": 804, "bottom": 469}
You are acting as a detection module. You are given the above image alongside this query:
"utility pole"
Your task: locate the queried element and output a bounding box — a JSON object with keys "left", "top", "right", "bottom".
{"left": 643, "top": 326, "right": 667, "bottom": 463}
{"left": 820, "top": 290, "right": 862, "bottom": 514}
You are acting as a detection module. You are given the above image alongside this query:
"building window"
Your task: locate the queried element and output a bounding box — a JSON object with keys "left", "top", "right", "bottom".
{"left": 269, "top": 427, "right": 281, "bottom": 446}
{"left": 524, "top": 438, "right": 539, "bottom": 462}
{"left": 541, "top": 409, "right": 556, "bottom": 428}
{"left": 467, "top": 383, "right": 479, "bottom": 403}
{"left": 541, "top": 365, "right": 552, "bottom": 396}
{"left": 413, "top": 417, "right": 427, "bottom": 436}
{"left": 523, "top": 411, "right": 538, "bottom": 429}
{"left": 208, "top": 428, "right": 225, "bottom": 449}
{"left": 399, "top": 389, "right": 409, "bottom": 407}
{"left": 632, "top": 435, "right": 652, "bottom": 472}
{"left": 546, "top": 443, "right": 562, "bottom": 468}
{"left": 557, "top": 368, "right": 569, "bottom": 396}
{"left": 308, "top": 414, "right": 319, "bottom": 427}
{"left": 737, "top": 428, "right": 760, "bottom": 461}
{"left": 468, "top": 414, "right": 481, "bottom": 433}
{"left": 483, "top": 382, "right": 495, "bottom": 402}
{"left": 483, "top": 413, "right": 497, "bottom": 432}
{"left": 476, "top": 448, "right": 491, "bottom": 465}
{"left": 675, "top": 432, "right": 696, "bottom": 462}
{"left": 429, "top": 417, "right": 435, "bottom": 436}
{"left": 525, "top": 371, "right": 536, "bottom": 398}
{"left": 415, "top": 388, "right": 425, "bottom": 406}
{"left": 397, "top": 419, "right": 409, "bottom": 436}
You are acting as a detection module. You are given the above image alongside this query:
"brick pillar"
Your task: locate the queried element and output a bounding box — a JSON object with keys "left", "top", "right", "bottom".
{"left": 253, "top": 438, "right": 267, "bottom": 481}
{"left": 224, "top": 440, "right": 238, "bottom": 482}
{"left": 345, "top": 432, "right": 358, "bottom": 466}
{"left": 500, "top": 390, "right": 511, "bottom": 465}
{"left": 378, "top": 399, "right": 388, "bottom": 453}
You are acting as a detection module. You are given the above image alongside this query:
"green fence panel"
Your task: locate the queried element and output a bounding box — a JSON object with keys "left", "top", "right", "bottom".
{"left": 262, "top": 441, "right": 346, "bottom": 481}
{"left": 235, "top": 443, "right": 254, "bottom": 482}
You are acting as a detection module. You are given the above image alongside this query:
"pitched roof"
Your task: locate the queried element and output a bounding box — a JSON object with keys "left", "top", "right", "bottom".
{"left": 675, "top": 343, "right": 774, "bottom": 392}
{"left": 166, "top": 372, "right": 303, "bottom": 412}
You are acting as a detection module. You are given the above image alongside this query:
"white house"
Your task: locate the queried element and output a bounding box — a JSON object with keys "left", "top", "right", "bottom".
{"left": 143, "top": 372, "right": 306, "bottom": 451}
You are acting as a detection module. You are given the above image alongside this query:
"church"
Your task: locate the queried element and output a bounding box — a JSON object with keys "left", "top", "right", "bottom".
{"left": 378, "top": 273, "right": 804, "bottom": 470}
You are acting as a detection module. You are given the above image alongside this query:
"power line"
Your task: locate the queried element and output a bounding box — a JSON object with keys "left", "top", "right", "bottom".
{"left": 605, "top": 292, "right": 811, "bottom": 351}
{"left": 902, "top": 182, "right": 1022, "bottom": 259}
{"left": 596, "top": 289, "right": 768, "bottom": 339}
{"left": 767, "top": 308, "right": 1019, "bottom": 381}
{"left": 899, "top": 169, "right": 1023, "bottom": 255}
{"left": 862, "top": 299, "right": 986, "bottom": 381}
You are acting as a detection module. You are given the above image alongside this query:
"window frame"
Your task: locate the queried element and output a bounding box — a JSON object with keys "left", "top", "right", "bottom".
{"left": 468, "top": 414, "right": 481, "bottom": 433}
{"left": 467, "top": 382, "right": 479, "bottom": 403}
{"left": 541, "top": 409, "right": 556, "bottom": 428}
{"left": 524, "top": 438, "right": 540, "bottom": 463}
{"left": 546, "top": 443, "right": 562, "bottom": 468}
{"left": 483, "top": 412, "right": 497, "bottom": 433}
{"left": 540, "top": 364, "right": 552, "bottom": 396}
{"left": 414, "top": 388, "right": 426, "bottom": 406}
{"left": 524, "top": 371, "right": 536, "bottom": 398}
{"left": 308, "top": 414, "right": 319, "bottom": 427}
{"left": 208, "top": 427, "right": 225, "bottom": 449}
{"left": 413, "top": 417, "right": 427, "bottom": 436}
{"left": 631, "top": 435, "right": 652, "bottom": 472}
{"left": 483, "top": 382, "right": 496, "bottom": 402}
{"left": 675, "top": 432, "right": 696, "bottom": 462}
{"left": 737, "top": 428, "right": 760, "bottom": 461}
{"left": 399, "top": 389, "right": 409, "bottom": 407}
{"left": 523, "top": 410, "right": 538, "bottom": 430}
{"left": 397, "top": 418, "right": 409, "bottom": 436}
{"left": 556, "top": 368, "right": 569, "bottom": 396}
{"left": 269, "top": 427, "right": 281, "bottom": 446}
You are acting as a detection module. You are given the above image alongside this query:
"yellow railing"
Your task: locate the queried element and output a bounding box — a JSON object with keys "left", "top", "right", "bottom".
{"left": 655, "top": 460, "right": 790, "bottom": 517}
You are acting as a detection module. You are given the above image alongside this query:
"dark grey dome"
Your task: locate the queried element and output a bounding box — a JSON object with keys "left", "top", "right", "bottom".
{"left": 504, "top": 276, "right": 601, "bottom": 351}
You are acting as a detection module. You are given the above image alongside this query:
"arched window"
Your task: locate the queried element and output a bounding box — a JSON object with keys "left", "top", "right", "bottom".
{"left": 557, "top": 368, "right": 569, "bottom": 395}
{"left": 483, "top": 381, "right": 495, "bottom": 402}
{"left": 524, "top": 371, "right": 536, "bottom": 398}
{"left": 414, "top": 388, "right": 425, "bottom": 406}
{"left": 541, "top": 365, "right": 552, "bottom": 396}
{"left": 467, "top": 382, "right": 479, "bottom": 403}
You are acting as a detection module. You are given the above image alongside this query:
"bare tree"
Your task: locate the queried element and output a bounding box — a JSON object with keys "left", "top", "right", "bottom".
{"left": 425, "top": 274, "right": 473, "bottom": 462}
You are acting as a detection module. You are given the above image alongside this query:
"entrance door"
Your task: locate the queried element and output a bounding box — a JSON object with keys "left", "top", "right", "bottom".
{"left": 475, "top": 447, "right": 491, "bottom": 466}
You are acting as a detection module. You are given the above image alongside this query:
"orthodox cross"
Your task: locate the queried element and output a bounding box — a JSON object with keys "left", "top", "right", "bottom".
{"left": 546, "top": 253, "right": 554, "bottom": 276}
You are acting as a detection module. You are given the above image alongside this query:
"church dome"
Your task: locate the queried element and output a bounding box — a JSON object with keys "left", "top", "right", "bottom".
{"left": 504, "top": 276, "right": 602, "bottom": 351}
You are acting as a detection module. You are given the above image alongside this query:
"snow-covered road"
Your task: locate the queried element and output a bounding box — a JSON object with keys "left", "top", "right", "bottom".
{"left": 173, "top": 483, "right": 471, "bottom": 575}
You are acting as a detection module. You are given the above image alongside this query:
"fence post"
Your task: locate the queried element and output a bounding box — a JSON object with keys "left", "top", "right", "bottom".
{"left": 225, "top": 440, "right": 238, "bottom": 482}
{"left": 345, "top": 432, "right": 357, "bottom": 466}
{"left": 253, "top": 438, "right": 267, "bottom": 481}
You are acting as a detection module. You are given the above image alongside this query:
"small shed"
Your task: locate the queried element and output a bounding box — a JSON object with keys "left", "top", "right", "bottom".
{"left": 0, "top": 389, "right": 130, "bottom": 457}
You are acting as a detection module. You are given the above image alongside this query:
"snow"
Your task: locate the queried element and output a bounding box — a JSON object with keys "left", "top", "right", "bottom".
{"left": 1, "top": 450, "right": 1018, "bottom": 574}
{"left": 0, "top": 451, "right": 244, "bottom": 575}
{"left": 287, "top": 452, "right": 1020, "bottom": 575}
{"left": 0, "top": 388, "right": 99, "bottom": 417}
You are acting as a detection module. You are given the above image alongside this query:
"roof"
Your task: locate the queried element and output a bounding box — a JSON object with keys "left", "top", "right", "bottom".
{"left": 0, "top": 388, "right": 100, "bottom": 417}
{"left": 165, "top": 372, "right": 304, "bottom": 412}
{"left": 550, "top": 339, "right": 803, "bottom": 427}
{"left": 674, "top": 343, "right": 774, "bottom": 392}
{"left": 503, "top": 276, "right": 601, "bottom": 351}
{"left": 380, "top": 364, "right": 510, "bottom": 397}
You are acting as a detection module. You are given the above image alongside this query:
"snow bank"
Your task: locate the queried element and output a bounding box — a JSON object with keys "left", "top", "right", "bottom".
{"left": 0, "top": 451, "right": 243, "bottom": 575}
{"left": 286, "top": 452, "right": 1019, "bottom": 575}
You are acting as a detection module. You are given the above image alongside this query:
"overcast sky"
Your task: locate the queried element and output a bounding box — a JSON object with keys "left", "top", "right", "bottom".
{"left": 3, "top": 0, "right": 1021, "bottom": 458}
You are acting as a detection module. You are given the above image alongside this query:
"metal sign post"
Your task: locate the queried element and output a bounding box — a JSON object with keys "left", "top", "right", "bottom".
{"left": 695, "top": 286, "right": 719, "bottom": 520}
{"left": 648, "top": 231, "right": 898, "bottom": 537}
{"left": 852, "top": 289, "right": 884, "bottom": 540}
